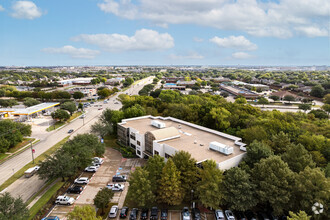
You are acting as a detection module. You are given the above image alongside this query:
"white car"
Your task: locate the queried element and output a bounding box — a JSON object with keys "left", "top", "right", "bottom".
{"left": 74, "top": 177, "right": 89, "bottom": 185}
{"left": 55, "top": 196, "right": 75, "bottom": 205}
{"left": 108, "top": 205, "right": 119, "bottom": 218}
{"left": 225, "top": 210, "right": 235, "bottom": 220}
{"left": 84, "top": 166, "right": 98, "bottom": 172}
{"left": 106, "top": 183, "right": 125, "bottom": 191}
{"left": 93, "top": 157, "right": 104, "bottom": 165}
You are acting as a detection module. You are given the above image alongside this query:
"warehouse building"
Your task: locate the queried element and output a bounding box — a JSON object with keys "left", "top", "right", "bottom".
{"left": 117, "top": 115, "right": 247, "bottom": 170}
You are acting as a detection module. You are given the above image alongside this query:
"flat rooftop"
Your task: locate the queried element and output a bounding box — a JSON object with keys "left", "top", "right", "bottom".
{"left": 0, "top": 102, "right": 59, "bottom": 115}
{"left": 120, "top": 116, "right": 245, "bottom": 163}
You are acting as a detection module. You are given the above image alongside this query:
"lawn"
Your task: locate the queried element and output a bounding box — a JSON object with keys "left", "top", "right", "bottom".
{"left": 0, "top": 136, "right": 69, "bottom": 192}
{"left": 104, "top": 135, "right": 137, "bottom": 158}
{"left": 0, "top": 138, "right": 36, "bottom": 163}
{"left": 28, "top": 181, "right": 65, "bottom": 220}
{"left": 46, "top": 111, "right": 82, "bottom": 131}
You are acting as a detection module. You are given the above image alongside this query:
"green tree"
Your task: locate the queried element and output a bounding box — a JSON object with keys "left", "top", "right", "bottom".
{"left": 172, "top": 151, "right": 198, "bottom": 200}
{"left": 73, "top": 91, "right": 84, "bottom": 100}
{"left": 90, "top": 121, "right": 112, "bottom": 138}
{"left": 51, "top": 109, "right": 70, "bottom": 121}
{"left": 321, "top": 104, "right": 330, "bottom": 114}
{"left": 298, "top": 104, "right": 312, "bottom": 112}
{"left": 67, "top": 205, "right": 102, "bottom": 220}
{"left": 257, "top": 97, "right": 269, "bottom": 106}
{"left": 23, "top": 97, "right": 40, "bottom": 107}
{"left": 145, "top": 155, "right": 165, "bottom": 194}
{"left": 288, "top": 211, "right": 311, "bottom": 220}
{"left": 123, "top": 77, "right": 134, "bottom": 87}
{"left": 284, "top": 95, "right": 296, "bottom": 103}
{"left": 235, "top": 97, "right": 247, "bottom": 105}
{"left": 78, "top": 102, "right": 83, "bottom": 110}
{"left": 222, "top": 167, "right": 257, "bottom": 211}
{"left": 270, "top": 131, "right": 291, "bottom": 154}
{"left": 0, "top": 192, "right": 29, "bottom": 220}
{"left": 196, "top": 160, "right": 223, "bottom": 209}
{"left": 244, "top": 140, "right": 273, "bottom": 167}
{"left": 158, "top": 159, "right": 183, "bottom": 205}
{"left": 253, "top": 156, "right": 295, "bottom": 215}
{"left": 61, "top": 102, "right": 76, "bottom": 116}
{"left": 94, "top": 188, "right": 114, "bottom": 215}
{"left": 0, "top": 99, "right": 18, "bottom": 108}
{"left": 282, "top": 144, "right": 315, "bottom": 173}
{"left": 220, "top": 91, "right": 229, "bottom": 98}
{"left": 97, "top": 88, "right": 111, "bottom": 98}
{"left": 308, "top": 109, "right": 328, "bottom": 119}
{"left": 210, "top": 107, "right": 231, "bottom": 130}
{"left": 310, "top": 85, "right": 325, "bottom": 98}
{"left": 323, "top": 94, "right": 330, "bottom": 104}
{"left": 241, "top": 126, "right": 268, "bottom": 144}
{"left": 269, "top": 95, "right": 280, "bottom": 101}
{"left": 126, "top": 167, "right": 155, "bottom": 207}
{"left": 123, "top": 104, "right": 146, "bottom": 118}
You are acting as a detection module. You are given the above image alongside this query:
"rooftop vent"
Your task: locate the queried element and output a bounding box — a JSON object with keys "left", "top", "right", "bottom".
{"left": 151, "top": 120, "right": 166, "bottom": 129}
{"left": 194, "top": 140, "right": 197, "bottom": 144}
{"left": 178, "top": 124, "right": 181, "bottom": 129}
{"left": 209, "top": 141, "right": 233, "bottom": 155}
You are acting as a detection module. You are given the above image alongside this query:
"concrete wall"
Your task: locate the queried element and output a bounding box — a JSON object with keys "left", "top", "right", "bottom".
{"left": 218, "top": 153, "right": 246, "bottom": 170}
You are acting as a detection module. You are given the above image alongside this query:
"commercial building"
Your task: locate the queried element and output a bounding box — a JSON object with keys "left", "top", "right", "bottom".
{"left": 117, "top": 116, "right": 247, "bottom": 170}
{"left": 219, "top": 84, "right": 260, "bottom": 99}
{"left": 57, "top": 78, "right": 93, "bottom": 86}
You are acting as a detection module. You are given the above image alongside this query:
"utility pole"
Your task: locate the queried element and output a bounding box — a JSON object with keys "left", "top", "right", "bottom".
{"left": 30, "top": 140, "right": 35, "bottom": 164}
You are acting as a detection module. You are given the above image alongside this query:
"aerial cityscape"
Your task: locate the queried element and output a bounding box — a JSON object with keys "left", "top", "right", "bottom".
{"left": 0, "top": 1, "right": 329, "bottom": 220}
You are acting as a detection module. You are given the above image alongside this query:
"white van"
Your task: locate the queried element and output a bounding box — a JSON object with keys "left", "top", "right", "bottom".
{"left": 24, "top": 166, "right": 40, "bottom": 178}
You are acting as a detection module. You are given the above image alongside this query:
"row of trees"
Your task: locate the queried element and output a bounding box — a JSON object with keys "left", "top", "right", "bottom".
{"left": 38, "top": 134, "right": 105, "bottom": 181}
{"left": 97, "top": 87, "right": 119, "bottom": 99}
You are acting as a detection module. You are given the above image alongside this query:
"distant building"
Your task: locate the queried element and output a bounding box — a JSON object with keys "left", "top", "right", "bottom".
{"left": 105, "top": 77, "right": 124, "bottom": 86}
{"left": 270, "top": 91, "right": 298, "bottom": 100}
{"left": 219, "top": 84, "right": 260, "bottom": 99}
{"left": 117, "top": 116, "right": 247, "bottom": 170}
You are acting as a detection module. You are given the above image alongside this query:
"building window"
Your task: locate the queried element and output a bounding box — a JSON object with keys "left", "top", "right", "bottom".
{"left": 130, "top": 134, "right": 136, "bottom": 141}
{"left": 137, "top": 141, "right": 141, "bottom": 146}
{"left": 165, "top": 153, "right": 172, "bottom": 159}
{"left": 154, "top": 150, "right": 159, "bottom": 155}
{"left": 137, "top": 150, "right": 141, "bottom": 155}
{"left": 130, "top": 144, "right": 136, "bottom": 149}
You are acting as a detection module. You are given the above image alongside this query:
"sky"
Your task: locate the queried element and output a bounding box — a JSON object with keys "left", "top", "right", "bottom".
{"left": 0, "top": 0, "right": 329, "bottom": 66}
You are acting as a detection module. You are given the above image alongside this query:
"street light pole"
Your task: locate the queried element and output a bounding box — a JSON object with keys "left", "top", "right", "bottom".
{"left": 30, "top": 141, "right": 35, "bottom": 164}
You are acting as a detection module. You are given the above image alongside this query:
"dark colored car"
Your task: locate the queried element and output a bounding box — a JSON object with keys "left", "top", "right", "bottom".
{"left": 140, "top": 209, "right": 148, "bottom": 220}
{"left": 120, "top": 207, "right": 129, "bottom": 218}
{"left": 68, "top": 129, "right": 74, "bottom": 133}
{"left": 150, "top": 207, "right": 158, "bottom": 220}
{"left": 160, "top": 209, "right": 168, "bottom": 220}
{"left": 233, "top": 211, "right": 246, "bottom": 220}
{"left": 67, "top": 185, "right": 83, "bottom": 194}
{"left": 192, "top": 208, "right": 201, "bottom": 220}
{"left": 244, "top": 210, "right": 257, "bottom": 220}
{"left": 257, "top": 212, "right": 271, "bottom": 220}
{"left": 112, "top": 175, "right": 127, "bottom": 182}
{"left": 130, "top": 208, "right": 138, "bottom": 220}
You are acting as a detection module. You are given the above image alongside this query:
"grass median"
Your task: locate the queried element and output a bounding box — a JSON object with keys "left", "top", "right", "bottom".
{"left": 46, "top": 112, "right": 82, "bottom": 132}
{"left": 0, "top": 136, "right": 70, "bottom": 192}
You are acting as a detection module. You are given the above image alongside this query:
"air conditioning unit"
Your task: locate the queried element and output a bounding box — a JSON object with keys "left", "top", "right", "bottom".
{"left": 151, "top": 120, "right": 166, "bottom": 129}
{"left": 209, "top": 141, "right": 233, "bottom": 155}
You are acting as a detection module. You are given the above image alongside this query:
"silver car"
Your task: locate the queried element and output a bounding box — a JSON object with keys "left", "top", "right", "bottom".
{"left": 109, "top": 205, "right": 118, "bottom": 218}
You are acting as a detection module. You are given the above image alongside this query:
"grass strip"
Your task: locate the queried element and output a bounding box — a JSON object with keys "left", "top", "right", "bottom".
{"left": 0, "top": 139, "right": 40, "bottom": 164}
{"left": 28, "top": 181, "right": 65, "bottom": 220}
{"left": 0, "top": 136, "right": 69, "bottom": 192}
{"left": 26, "top": 178, "right": 56, "bottom": 205}
{"left": 46, "top": 111, "right": 82, "bottom": 132}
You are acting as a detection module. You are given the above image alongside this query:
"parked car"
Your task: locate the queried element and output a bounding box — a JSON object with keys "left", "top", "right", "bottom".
{"left": 24, "top": 166, "right": 40, "bottom": 178}
{"left": 120, "top": 207, "right": 129, "bottom": 218}
{"left": 150, "top": 207, "right": 158, "bottom": 220}
{"left": 98, "top": 107, "right": 103, "bottom": 110}
{"left": 182, "top": 207, "right": 191, "bottom": 220}
{"left": 257, "top": 212, "right": 271, "bottom": 220}
{"left": 130, "top": 208, "right": 139, "bottom": 220}
{"left": 112, "top": 175, "right": 127, "bottom": 182}
{"left": 93, "top": 157, "right": 104, "bottom": 165}
{"left": 74, "top": 177, "right": 89, "bottom": 185}
{"left": 68, "top": 129, "right": 74, "bottom": 133}
{"left": 225, "top": 210, "right": 235, "bottom": 220}
{"left": 55, "top": 196, "right": 75, "bottom": 205}
{"left": 192, "top": 208, "right": 201, "bottom": 220}
{"left": 215, "top": 209, "right": 225, "bottom": 220}
{"left": 114, "top": 102, "right": 119, "bottom": 104}
{"left": 140, "top": 209, "right": 149, "bottom": 220}
{"left": 160, "top": 209, "right": 168, "bottom": 220}
{"left": 80, "top": 114, "right": 86, "bottom": 118}
{"left": 233, "top": 211, "right": 246, "bottom": 220}
{"left": 106, "top": 183, "right": 125, "bottom": 191}
{"left": 84, "top": 166, "right": 98, "bottom": 172}
{"left": 244, "top": 210, "right": 257, "bottom": 220}
{"left": 67, "top": 185, "right": 83, "bottom": 194}
{"left": 109, "top": 205, "right": 119, "bottom": 218}
{"left": 41, "top": 217, "right": 60, "bottom": 220}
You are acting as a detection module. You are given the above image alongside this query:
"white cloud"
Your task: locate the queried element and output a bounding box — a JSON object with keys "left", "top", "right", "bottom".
{"left": 169, "top": 52, "right": 204, "bottom": 60}
{"left": 0, "top": 5, "right": 5, "bottom": 12}
{"left": 193, "top": 37, "right": 204, "bottom": 42}
{"left": 41, "top": 46, "right": 100, "bottom": 59}
{"left": 97, "top": 0, "right": 330, "bottom": 38}
{"left": 294, "top": 26, "right": 328, "bottom": 37}
{"left": 210, "top": 36, "right": 257, "bottom": 51}
{"left": 11, "top": 1, "right": 43, "bottom": 19}
{"left": 72, "top": 29, "right": 174, "bottom": 52}
{"left": 231, "top": 52, "right": 253, "bottom": 59}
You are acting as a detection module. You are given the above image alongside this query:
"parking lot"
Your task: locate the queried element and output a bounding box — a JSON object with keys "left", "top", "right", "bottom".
{"left": 47, "top": 148, "right": 145, "bottom": 219}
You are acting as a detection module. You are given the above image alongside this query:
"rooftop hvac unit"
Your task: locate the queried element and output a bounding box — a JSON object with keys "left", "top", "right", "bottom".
{"left": 151, "top": 120, "right": 166, "bottom": 129}
{"left": 209, "top": 141, "right": 234, "bottom": 155}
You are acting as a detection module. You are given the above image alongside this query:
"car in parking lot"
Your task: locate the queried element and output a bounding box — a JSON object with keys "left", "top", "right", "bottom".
{"left": 160, "top": 209, "right": 168, "bottom": 220}
{"left": 98, "top": 107, "right": 103, "bottom": 110}
{"left": 68, "top": 129, "right": 74, "bottom": 133}
{"left": 114, "top": 102, "right": 119, "bottom": 104}
{"left": 93, "top": 157, "right": 104, "bottom": 165}
{"left": 55, "top": 195, "right": 75, "bottom": 205}
{"left": 67, "top": 185, "right": 83, "bottom": 194}
{"left": 192, "top": 208, "right": 201, "bottom": 220}
{"left": 112, "top": 175, "right": 127, "bottom": 182}
{"left": 80, "top": 114, "right": 86, "bottom": 118}
{"left": 130, "top": 208, "right": 139, "bottom": 220}
{"left": 215, "top": 209, "right": 225, "bottom": 220}
{"left": 109, "top": 205, "right": 119, "bottom": 218}
{"left": 140, "top": 209, "right": 149, "bottom": 220}
{"left": 182, "top": 207, "right": 191, "bottom": 220}
{"left": 41, "top": 216, "right": 60, "bottom": 220}
{"left": 150, "top": 207, "right": 158, "bottom": 220}
{"left": 120, "top": 207, "right": 129, "bottom": 218}
{"left": 84, "top": 166, "right": 98, "bottom": 172}
{"left": 106, "top": 183, "right": 125, "bottom": 191}
{"left": 74, "top": 177, "right": 89, "bottom": 185}
{"left": 225, "top": 210, "right": 235, "bottom": 220}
